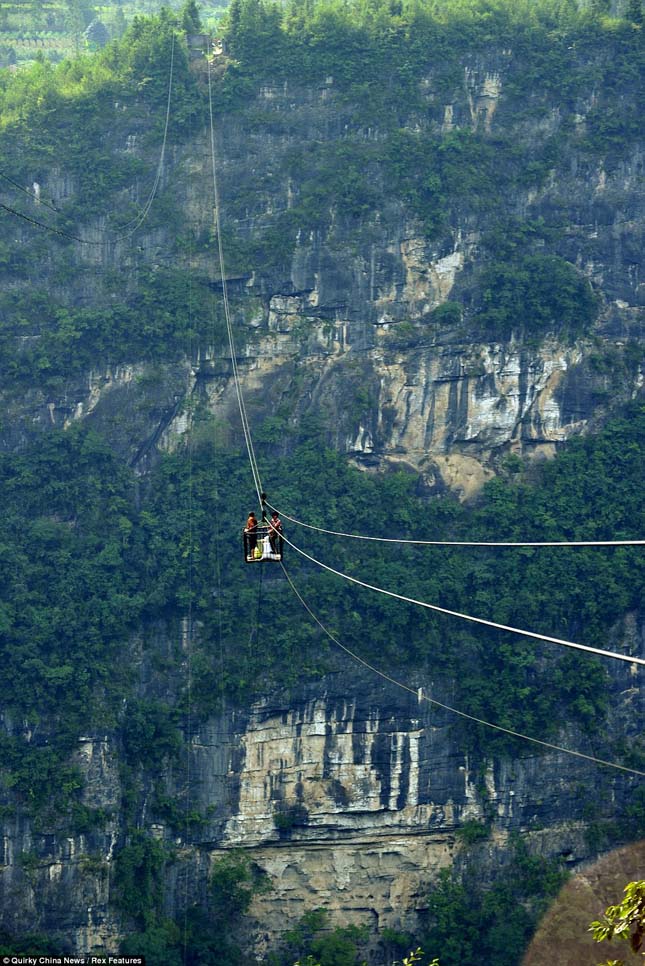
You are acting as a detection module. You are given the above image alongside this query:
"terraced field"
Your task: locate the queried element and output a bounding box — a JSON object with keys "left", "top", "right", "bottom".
{"left": 0, "top": 0, "right": 227, "bottom": 66}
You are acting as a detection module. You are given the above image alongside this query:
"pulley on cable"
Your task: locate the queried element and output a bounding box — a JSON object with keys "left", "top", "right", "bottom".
{"left": 242, "top": 495, "right": 284, "bottom": 563}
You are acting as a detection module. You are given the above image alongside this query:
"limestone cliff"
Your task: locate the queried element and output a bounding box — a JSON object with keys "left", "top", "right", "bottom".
{"left": 0, "top": 634, "right": 642, "bottom": 954}
{"left": 1, "top": 49, "right": 643, "bottom": 496}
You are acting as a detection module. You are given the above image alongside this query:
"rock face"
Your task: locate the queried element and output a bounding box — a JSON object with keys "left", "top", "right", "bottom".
{"left": 2, "top": 50, "right": 643, "bottom": 494}
{"left": 177, "top": 55, "right": 642, "bottom": 494}
{"left": 1, "top": 642, "right": 642, "bottom": 955}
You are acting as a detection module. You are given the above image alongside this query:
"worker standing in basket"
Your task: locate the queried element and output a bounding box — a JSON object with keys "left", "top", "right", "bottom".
{"left": 244, "top": 511, "right": 258, "bottom": 560}
{"left": 269, "top": 511, "right": 283, "bottom": 556}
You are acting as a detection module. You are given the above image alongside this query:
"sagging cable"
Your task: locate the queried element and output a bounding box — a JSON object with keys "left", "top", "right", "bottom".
{"left": 279, "top": 531, "right": 645, "bottom": 668}
{"left": 280, "top": 563, "right": 645, "bottom": 778}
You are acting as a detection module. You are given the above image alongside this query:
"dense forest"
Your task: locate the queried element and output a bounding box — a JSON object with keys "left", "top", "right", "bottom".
{"left": 0, "top": 0, "right": 643, "bottom": 962}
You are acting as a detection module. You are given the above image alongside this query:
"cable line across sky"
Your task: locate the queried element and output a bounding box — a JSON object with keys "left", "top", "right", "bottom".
{"left": 278, "top": 529, "right": 644, "bottom": 668}
{"left": 280, "top": 563, "right": 645, "bottom": 778}
{"left": 207, "top": 54, "right": 264, "bottom": 504}
{"left": 267, "top": 503, "right": 645, "bottom": 548}
{"left": 0, "top": 32, "right": 176, "bottom": 246}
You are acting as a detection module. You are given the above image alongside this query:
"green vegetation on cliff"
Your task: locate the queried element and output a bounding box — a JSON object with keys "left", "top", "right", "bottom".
{"left": 0, "top": 10, "right": 217, "bottom": 384}
{"left": 421, "top": 839, "right": 568, "bottom": 966}
{"left": 1, "top": 0, "right": 642, "bottom": 379}
{"left": 0, "top": 2, "right": 643, "bottom": 962}
{"left": 0, "top": 402, "right": 643, "bottom": 818}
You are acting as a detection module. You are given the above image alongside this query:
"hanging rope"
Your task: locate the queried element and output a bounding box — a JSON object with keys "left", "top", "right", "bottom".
{"left": 0, "top": 32, "right": 176, "bottom": 245}
{"left": 0, "top": 200, "right": 107, "bottom": 245}
{"left": 278, "top": 530, "right": 645, "bottom": 667}
{"left": 182, "top": 102, "right": 195, "bottom": 965}
{"left": 267, "top": 502, "right": 645, "bottom": 548}
{"left": 111, "top": 30, "right": 176, "bottom": 239}
{"left": 206, "top": 54, "right": 263, "bottom": 506}
{"left": 280, "top": 563, "right": 645, "bottom": 777}
{"left": 0, "top": 171, "right": 61, "bottom": 213}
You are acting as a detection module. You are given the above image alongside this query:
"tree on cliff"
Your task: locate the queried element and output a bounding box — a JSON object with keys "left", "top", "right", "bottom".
{"left": 181, "top": 0, "right": 202, "bottom": 33}
{"left": 590, "top": 880, "right": 645, "bottom": 965}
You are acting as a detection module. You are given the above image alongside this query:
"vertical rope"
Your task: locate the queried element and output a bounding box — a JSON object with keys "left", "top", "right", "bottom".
{"left": 0, "top": 31, "right": 177, "bottom": 244}
{"left": 181, "top": 37, "right": 195, "bottom": 965}
{"left": 207, "top": 78, "right": 228, "bottom": 809}
{"left": 115, "top": 30, "right": 176, "bottom": 237}
{"left": 206, "top": 55, "right": 263, "bottom": 506}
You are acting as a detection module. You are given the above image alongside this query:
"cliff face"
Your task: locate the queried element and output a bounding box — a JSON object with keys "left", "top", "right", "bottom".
{"left": 0, "top": 629, "right": 642, "bottom": 954}
{"left": 1, "top": 49, "right": 643, "bottom": 495}
{"left": 168, "top": 51, "right": 643, "bottom": 490}
{"left": 0, "top": 28, "right": 643, "bottom": 960}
